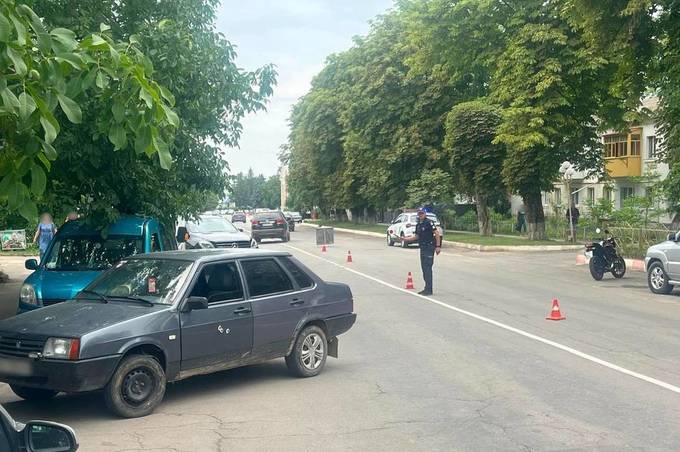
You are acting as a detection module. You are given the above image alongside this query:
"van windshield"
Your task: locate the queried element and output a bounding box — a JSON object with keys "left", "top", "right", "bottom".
{"left": 44, "top": 235, "right": 144, "bottom": 271}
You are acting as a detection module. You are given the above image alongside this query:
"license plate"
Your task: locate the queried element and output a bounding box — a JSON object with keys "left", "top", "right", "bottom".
{"left": 0, "top": 357, "right": 32, "bottom": 376}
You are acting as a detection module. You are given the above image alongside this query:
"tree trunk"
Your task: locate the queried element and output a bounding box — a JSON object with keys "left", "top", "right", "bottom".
{"left": 476, "top": 192, "right": 492, "bottom": 236}
{"left": 523, "top": 192, "right": 546, "bottom": 240}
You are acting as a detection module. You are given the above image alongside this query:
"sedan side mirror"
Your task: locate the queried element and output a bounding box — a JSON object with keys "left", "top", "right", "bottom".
{"left": 25, "top": 259, "right": 38, "bottom": 270}
{"left": 183, "top": 296, "right": 208, "bottom": 312}
{"left": 176, "top": 226, "right": 188, "bottom": 243}
{"left": 25, "top": 421, "right": 78, "bottom": 452}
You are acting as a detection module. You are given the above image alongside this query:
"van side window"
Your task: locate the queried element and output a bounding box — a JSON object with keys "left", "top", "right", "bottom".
{"left": 241, "top": 259, "right": 293, "bottom": 297}
{"left": 189, "top": 262, "right": 244, "bottom": 304}
{"left": 279, "top": 257, "right": 314, "bottom": 288}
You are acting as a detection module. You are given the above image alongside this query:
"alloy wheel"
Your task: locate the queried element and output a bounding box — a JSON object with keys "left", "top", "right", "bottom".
{"left": 300, "top": 333, "right": 324, "bottom": 370}
{"left": 651, "top": 267, "right": 666, "bottom": 290}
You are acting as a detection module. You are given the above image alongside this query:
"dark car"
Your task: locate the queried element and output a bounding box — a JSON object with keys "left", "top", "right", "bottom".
{"left": 231, "top": 212, "right": 247, "bottom": 223}
{"left": 176, "top": 215, "right": 256, "bottom": 249}
{"left": 284, "top": 213, "right": 296, "bottom": 232}
{"left": 251, "top": 211, "right": 290, "bottom": 242}
{"left": 0, "top": 249, "right": 356, "bottom": 418}
{"left": 0, "top": 404, "right": 78, "bottom": 451}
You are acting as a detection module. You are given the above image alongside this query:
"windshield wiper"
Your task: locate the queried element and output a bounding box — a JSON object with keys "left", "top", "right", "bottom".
{"left": 109, "top": 296, "right": 155, "bottom": 307}
{"left": 78, "top": 290, "right": 109, "bottom": 303}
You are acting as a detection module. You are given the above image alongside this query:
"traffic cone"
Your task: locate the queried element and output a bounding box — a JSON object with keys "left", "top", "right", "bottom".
{"left": 346, "top": 250, "right": 353, "bottom": 263}
{"left": 546, "top": 299, "right": 566, "bottom": 321}
{"left": 405, "top": 272, "right": 415, "bottom": 290}
{"left": 321, "top": 244, "right": 327, "bottom": 253}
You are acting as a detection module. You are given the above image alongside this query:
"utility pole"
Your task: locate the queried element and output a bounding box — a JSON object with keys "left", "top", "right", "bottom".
{"left": 559, "top": 161, "right": 576, "bottom": 242}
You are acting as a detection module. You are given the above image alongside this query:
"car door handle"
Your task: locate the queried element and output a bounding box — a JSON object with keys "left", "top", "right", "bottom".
{"left": 233, "top": 306, "right": 251, "bottom": 314}
{"left": 289, "top": 298, "right": 304, "bottom": 306}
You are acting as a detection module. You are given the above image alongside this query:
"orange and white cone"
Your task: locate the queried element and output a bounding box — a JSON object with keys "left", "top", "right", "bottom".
{"left": 405, "top": 272, "right": 415, "bottom": 290}
{"left": 546, "top": 299, "right": 566, "bottom": 321}
{"left": 346, "top": 250, "right": 353, "bottom": 263}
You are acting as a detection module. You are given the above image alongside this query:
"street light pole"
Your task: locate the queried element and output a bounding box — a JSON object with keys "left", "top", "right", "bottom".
{"left": 559, "top": 161, "right": 576, "bottom": 242}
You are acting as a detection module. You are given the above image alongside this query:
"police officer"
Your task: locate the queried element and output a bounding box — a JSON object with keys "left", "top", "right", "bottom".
{"left": 397, "top": 208, "right": 442, "bottom": 295}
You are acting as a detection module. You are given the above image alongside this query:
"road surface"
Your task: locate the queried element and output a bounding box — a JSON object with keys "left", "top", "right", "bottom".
{"left": 2, "top": 225, "right": 680, "bottom": 451}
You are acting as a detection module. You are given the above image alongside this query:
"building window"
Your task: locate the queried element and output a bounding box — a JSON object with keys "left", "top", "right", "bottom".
{"left": 604, "top": 187, "right": 613, "bottom": 202}
{"left": 587, "top": 187, "right": 595, "bottom": 203}
{"left": 604, "top": 134, "right": 628, "bottom": 158}
{"left": 647, "top": 136, "right": 658, "bottom": 159}
{"left": 571, "top": 191, "right": 579, "bottom": 206}
{"left": 553, "top": 188, "right": 562, "bottom": 205}
{"left": 620, "top": 187, "right": 634, "bottom": 208}
{"left": 630, "top": 133, "right": 641, "bottom": 156}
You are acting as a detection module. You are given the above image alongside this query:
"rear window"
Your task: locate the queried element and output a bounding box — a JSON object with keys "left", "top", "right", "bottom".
{"left": 255, "top": 212, "right": 282, "bottom": 221}
{"left": 241, "top": 259, "right": 293, "bottom": 297}
{"left": 280, "top": 257, "right": 314, "bottom": 288}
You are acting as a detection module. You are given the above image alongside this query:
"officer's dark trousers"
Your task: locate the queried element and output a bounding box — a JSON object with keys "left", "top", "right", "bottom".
{"left": 420, "top": 245, "right": 435, "bottom": 293}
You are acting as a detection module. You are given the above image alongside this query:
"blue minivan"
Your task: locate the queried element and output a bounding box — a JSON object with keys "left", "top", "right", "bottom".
{"left": 18, "top": 217, "right": 176, "bottom": 313}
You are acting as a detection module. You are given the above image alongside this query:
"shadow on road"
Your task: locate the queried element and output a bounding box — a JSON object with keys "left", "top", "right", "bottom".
{"left": 2, "top": 360, "right": 295, "bottom": 423}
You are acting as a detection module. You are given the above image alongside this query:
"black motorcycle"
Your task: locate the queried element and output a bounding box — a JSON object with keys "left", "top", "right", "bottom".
{"left": 585, "top": 228, "right": 626, "bottom": 280}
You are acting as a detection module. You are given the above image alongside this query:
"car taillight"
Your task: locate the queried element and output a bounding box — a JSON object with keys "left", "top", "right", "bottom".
{"left": 276, "top": 218, "right": 285, "bottom": 225}
{"left": 69, "top": 339, "right": 80, "bottom": 360}
{"left": 251, "top": 219, "right": 259, "bottom": 225}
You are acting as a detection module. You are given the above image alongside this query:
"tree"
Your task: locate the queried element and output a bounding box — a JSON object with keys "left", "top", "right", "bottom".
{"left": 405, "top": 169, "right": 455, "bottom": 208}
{"left": 444, "top": 100, "right": 505, "bottom": 235}
{"left": 0, "top": 0, "right": 177, "bottom": 221}
{"left": 27, "top": 0, "right": 276, "bottom": 225}
{"left": 260, "top": 175, "right": 281, "bottom": 210}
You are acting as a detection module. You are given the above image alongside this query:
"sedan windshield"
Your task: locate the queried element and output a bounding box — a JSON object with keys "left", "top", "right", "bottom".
{"left": 187, "top": 217, "right": 238, "bottom": 234}
{"left": 82, "top": 259, "right": 192, "bottom": 305}
{"left": 44, "top": 235, "right": 144, "bottom": 271}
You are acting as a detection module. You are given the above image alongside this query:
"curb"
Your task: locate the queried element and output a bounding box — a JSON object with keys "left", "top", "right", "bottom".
{"left": 300, "top": 223, "right": 583, "bottom": 252}
{"left": 575, "top": 254, "right": 646, "bottom": 272}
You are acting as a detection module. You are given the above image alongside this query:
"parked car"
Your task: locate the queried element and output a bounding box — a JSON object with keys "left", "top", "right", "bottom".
{"left": 645, "top": 231, "right": 680, "bottom": 294}
{"left": 0, "top": 249, "right": 356, "bottom": 418}
{"left": 231, "top": 212, "right": 247, "bottom": 223}
{"left": 0, "top": 404, "right": 78, "bottom": 451}
{"left": 284, "top": 213, "right": 296, "bottom": 232}
{"left": 176, "top": 215, "right": 257, "bottom": 249}
{"left": 19, "top": 217, "right": 176, "bottom": 313}
{"left": 288, "top": 212, "right": 302, "bottom": 223}
{"left": 251, "top": 211, "right": 290, "bottom": 242}
{"left": 386, "top": 212, "right": 444, "bottom": 248}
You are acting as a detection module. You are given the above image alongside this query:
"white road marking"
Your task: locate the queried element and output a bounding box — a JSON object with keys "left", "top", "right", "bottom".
{"left": 286, "top": 244, "right": 680, "bottom": 395}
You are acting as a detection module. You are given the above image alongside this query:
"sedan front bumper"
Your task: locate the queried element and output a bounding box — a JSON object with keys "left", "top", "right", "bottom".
{"left": 0, "top": 354, "right": 120, "bottom": 393}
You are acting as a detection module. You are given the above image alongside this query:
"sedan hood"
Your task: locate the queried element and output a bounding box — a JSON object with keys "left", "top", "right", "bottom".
{"left": 0, "top": 301, "right": 169, "bottom": 338}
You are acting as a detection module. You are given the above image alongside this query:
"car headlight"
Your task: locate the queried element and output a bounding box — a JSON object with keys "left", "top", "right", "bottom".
{"left": 198, "top": 240, "right": 214, "bottom": 249}
{"left": 251, "top": 238, "right": 259, "bottom": 248}
{"left": 43, "top": 338, "right": 80, "bottom": 360}
{"left": 20, "top": 284, "right": 37, "bottom": 306}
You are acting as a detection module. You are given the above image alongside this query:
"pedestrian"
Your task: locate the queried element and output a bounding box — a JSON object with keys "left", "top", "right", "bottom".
{"left": 565, "top": 204, "right": 580, "bottom": 226}
{"left": 397, "top": 208, "right": 442, "bottom": 296}
{"left": 515, "top": 209, "right": 527, "bottom": 233}
{"left": 34, "top": 213, "right": 56, "bottom": 261}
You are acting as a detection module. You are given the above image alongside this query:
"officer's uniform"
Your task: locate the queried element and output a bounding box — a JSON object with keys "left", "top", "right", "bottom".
{"left": 416, "top": 218, "right": 437, "bottom": 294}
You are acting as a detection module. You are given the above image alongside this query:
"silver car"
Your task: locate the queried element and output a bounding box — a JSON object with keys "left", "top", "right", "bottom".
{"left": 645, "top": 231, "right": 680, "bottom": 294}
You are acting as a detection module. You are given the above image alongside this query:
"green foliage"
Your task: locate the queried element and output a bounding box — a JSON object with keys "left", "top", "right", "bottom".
{"left": 0, "top": 0, "right": 177, "bottom": 221}
{"left": 405, "top": 169, "right": 455, "bottom": 207}
{"left": 230, "top": 169, "right": 280, "bottom": 210}
{"left": 25, "top": 0, "right": 276, "bottom": 226}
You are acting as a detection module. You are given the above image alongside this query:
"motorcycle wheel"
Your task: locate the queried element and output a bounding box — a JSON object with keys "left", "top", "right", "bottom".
{"left": 612, "top": 256, "right": 626, "bottom": 279}
{"left": 589, "top": 256, "right": 605, "bottom": 281}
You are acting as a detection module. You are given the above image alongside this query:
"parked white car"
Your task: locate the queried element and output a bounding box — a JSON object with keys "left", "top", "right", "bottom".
{"left": 645, "top": 231, "right": 680, "bottom": 294}
{"left": 287, "top": 211, "right": 303, "bottom": 223}
{"left": 386, "top": 212, "right": 443, "bottom": 248}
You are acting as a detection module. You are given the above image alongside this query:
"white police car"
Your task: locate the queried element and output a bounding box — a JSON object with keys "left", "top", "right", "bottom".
{"left": 386, "top": 211, "right": 443, "bottom": 248}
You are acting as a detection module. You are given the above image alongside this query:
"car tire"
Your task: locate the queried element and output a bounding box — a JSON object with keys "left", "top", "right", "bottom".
{"left": 387, "top": 234, "right": 394, "bottom": 247}
{"left": 10, "top": 385, "right": 58, "bottom": 401}
{"left": 648, "top": 261, "right": 673, "bottom": 294}
{"left": 104, "top": 354, "right": 166, "bottom": 418}
{"left": 400, "top": 234, "right": 408, "bottom": 248}
{"left": 589, "top": 256, "right": 605, "bottom": 281}
{"left": 285, "top": 325, "right": 328, "bottom": 378}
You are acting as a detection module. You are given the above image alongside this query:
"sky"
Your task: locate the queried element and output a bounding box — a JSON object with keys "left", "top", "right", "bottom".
{"left": 215, "top": 0, "right": 394, "bottom": 177}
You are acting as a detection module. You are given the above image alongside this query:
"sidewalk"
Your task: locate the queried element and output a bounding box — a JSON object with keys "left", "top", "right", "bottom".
{"left": 300, "top": 223, "right": 583, "bottom": 252}
{"left": 0, "top": 255, "right": 37, "bottom": 319}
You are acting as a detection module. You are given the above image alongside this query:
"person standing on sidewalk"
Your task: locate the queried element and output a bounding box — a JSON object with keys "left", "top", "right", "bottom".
{"left": 397, "top": 208, "right": 442, "bottom": 295}
{"left": 33, "top": 213, "right": 56, "bottom": 261}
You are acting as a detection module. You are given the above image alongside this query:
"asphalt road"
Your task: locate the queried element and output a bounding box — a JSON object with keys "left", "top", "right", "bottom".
{"left": 2, "top": 226, "right": 680, "bottom": 451}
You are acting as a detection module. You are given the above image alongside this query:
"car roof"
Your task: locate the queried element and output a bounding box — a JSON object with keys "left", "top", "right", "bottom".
{"left": 131, "top": 248, "right": 291, "bottom": 263}
{"left": 58, "top": 216, "right": 153, "bottom": 237}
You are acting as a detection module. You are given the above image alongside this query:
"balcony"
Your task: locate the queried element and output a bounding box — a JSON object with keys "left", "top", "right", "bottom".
{"left": 605, "top": 155, "right": 641, "bottom": 178}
